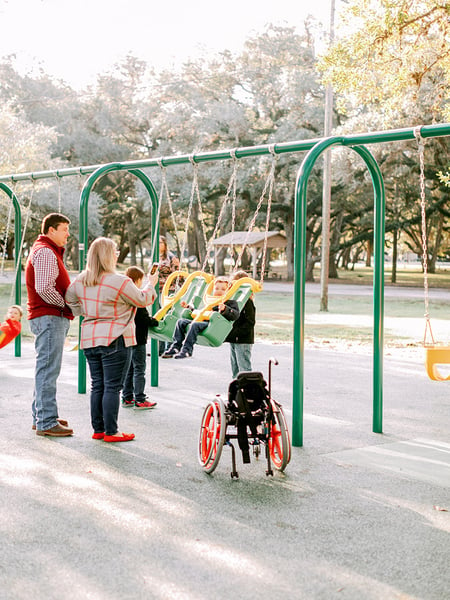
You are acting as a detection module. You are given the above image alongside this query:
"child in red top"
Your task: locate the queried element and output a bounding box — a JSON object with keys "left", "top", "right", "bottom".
{"left": 0, "top": 305, "right": 23, "bottom": 349}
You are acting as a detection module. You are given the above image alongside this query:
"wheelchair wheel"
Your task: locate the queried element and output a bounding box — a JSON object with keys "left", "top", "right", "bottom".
{"left": 198, "top": 398, "right": 226, "bottom": 474}
{"left": 268, "top": 400, "right": 291, "bottom": 471}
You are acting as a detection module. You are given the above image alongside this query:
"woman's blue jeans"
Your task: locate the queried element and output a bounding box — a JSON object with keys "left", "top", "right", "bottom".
{"left": 84, "top": 336, "right": 131, "bottom": 435}
{"left": 30, "top": 315, "right": 70, "bottom": 431}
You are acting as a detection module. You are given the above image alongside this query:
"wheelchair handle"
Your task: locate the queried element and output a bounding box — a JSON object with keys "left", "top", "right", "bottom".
{"left": 268, "top": 357, "right": 278, "bottom": 397}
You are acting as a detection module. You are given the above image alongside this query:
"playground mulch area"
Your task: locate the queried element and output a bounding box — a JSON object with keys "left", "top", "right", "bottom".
{"left": 1, "top": 338, "right": 449, "bottom": 600}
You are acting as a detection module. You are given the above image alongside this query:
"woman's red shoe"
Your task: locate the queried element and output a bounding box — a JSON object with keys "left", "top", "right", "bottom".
{"left": 103, "top": 432, "right": 135, "bottom": 442}
{"left": 92, "top": 432, "right": 105, "bottom": 440}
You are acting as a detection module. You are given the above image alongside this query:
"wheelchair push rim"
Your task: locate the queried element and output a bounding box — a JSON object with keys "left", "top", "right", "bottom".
{"left": 198, "top": 398, "right": 226, "bottom": 474}
{"left": 268, "top": 400, "right": 291, "bottom": 471}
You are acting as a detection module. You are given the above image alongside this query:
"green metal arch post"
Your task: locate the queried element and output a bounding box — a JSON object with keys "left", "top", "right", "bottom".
{"left": 292, "top": 139, "right": 385, "bottom": 447}
{"left": 77, "top": 165, "right": 159, "bottom": 393}
{"left": 0, "top": 183, "right": 22, "bottom": 357}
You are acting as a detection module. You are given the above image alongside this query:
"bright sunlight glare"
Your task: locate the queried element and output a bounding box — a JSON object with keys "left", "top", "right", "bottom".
{"left": 0, "top": 0, "right": 334, "bottom": 89}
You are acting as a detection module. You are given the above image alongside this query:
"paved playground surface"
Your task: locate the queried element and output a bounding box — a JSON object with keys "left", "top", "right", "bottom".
{"left": 1, "top": 332, "right": 449, "bottom": 600}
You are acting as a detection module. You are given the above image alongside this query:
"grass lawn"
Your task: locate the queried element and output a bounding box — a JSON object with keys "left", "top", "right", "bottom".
{"left": 325, "top": 264, "right": 450, "bottom": 288}
{"left": 255, "top": 291, "right": 442, "bottom": 344}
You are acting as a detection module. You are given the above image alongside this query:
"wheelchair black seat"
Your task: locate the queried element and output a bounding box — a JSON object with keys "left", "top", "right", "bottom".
{"left": 227, "top": 371, "right": 269, "bottom": 416}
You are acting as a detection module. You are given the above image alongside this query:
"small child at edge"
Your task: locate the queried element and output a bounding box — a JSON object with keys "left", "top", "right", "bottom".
{"left": 0, "top": 305, "right": 23, "bottom": 349}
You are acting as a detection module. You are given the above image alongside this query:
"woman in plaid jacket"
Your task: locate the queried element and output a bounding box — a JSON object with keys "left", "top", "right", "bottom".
{"left": 66, "top": 237, "right": 158, "bottom": 442}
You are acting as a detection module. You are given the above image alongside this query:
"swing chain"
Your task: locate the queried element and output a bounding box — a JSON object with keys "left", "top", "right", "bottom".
{"left": 178, "top": 156, "right": 198, "bottom": 270}
{"left": 230, "top": 149, "right": 237, "bottom": 263}
{"left": 194, "top": 166, "right": 209, "bottom": 272}
{"left": 200, "top": 151, "right": 239, "bottom": 273}
{"left": 55, "top": 172, "right": 62, "bottom": 213}
{"left": 157, "top": 159, "right": 182, "bottom": 261}
{"left": 8, "top": 179, "right": 36, "bottom": 304}
{"left": 414, "top": 126, "right": 434, "bottom": 345}
{"left": 258, "top": 145, "right": 277, "bottom": 285}
{"left": 234, "top": 146, "right": 278, "bottom": 282}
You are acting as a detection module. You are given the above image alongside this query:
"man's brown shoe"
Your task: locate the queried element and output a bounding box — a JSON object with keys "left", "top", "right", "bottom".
{"left": 36, "top": 423, "right": 73, "bottom": 437}
{"left": 32, "top": 418, "right": 68, "bottom": 431}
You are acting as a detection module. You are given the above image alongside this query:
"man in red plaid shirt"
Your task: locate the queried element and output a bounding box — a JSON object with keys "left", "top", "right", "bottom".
{"left": 25, "top": 213, "right": 74, "bottom": 437}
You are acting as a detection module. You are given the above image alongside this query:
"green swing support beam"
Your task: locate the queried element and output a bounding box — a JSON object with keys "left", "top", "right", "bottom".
{"left": 1, "top": 123, "right": 450, "bottom": 445}
{"left": 0, "top": 183, "right": 22, "bottom": 357}
{"left": 78, "top": 164, "right": 160, "bottom": 393}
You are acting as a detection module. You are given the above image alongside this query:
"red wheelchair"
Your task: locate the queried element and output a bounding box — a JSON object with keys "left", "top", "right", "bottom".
{"left": 198, "top": 358, "right": 291, "bottom": 478}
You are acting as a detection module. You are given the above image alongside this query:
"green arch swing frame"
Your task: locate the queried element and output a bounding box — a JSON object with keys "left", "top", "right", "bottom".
{"left": 78, "top": 164, "right": 160, "bottom": 393}
{"left": 0, "top": 183, "right": 22, "bottom": 357}
{"left": 292, "top": 138, "right": 385, "bottom": 446}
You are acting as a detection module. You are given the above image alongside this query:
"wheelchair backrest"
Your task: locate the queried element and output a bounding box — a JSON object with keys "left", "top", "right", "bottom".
{"left": 228, "top": 371, "right": 269, "bottom": 414}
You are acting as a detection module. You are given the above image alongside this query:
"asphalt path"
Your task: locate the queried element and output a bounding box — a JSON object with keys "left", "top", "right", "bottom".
{"left": 1, "top": 338, "right": 449, "bottom": 600}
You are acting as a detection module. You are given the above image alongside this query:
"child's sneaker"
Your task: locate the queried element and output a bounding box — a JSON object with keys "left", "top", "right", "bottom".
{"left": 174, "top": 350, "right": 192, "bottom": 359}
{"left": 161, "top": 347, "right": 179, "bottom": 358}
{"left": 134, "top": 400, "right": 157, "bottom": 410}
{"left": 122, "top": 399, "right": 135, "bottom": 408}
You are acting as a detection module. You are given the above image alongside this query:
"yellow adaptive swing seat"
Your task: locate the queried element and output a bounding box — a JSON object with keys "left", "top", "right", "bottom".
{"left": 148, "top": 271, "right": 262, "bottom": 347}
{"left": 148, "top": 270, "right": 214, "bottom": 342}
{"left": 424, "top": 345, "right": 450, "bottom": 381}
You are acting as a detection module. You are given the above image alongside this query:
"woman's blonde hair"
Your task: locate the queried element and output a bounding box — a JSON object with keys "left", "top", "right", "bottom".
{"left": 79, "top": 237, "right": 117, "bottom": 286}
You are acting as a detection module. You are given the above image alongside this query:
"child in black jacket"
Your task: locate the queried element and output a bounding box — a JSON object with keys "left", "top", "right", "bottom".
{"left": 122, "top": 266, "right": 158, "bottom": 410}
{"left": 226, "top": 271, "right": 256, "bottom": 378}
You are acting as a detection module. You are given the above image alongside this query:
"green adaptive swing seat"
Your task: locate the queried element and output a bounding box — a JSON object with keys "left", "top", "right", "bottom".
{"left": 194, "top": 276, "right": 262, "bottom": 347}
{"left": 148, "top": 270, "right": 214, "bottom": 343}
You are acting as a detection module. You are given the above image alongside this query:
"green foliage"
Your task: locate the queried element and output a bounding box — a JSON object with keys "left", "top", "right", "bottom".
{"left": 320, "top": 0, "right": 450, "bottom": 121}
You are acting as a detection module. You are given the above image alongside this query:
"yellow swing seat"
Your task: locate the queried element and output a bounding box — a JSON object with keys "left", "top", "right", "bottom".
{"left": 424, "top": 345, "right": 450, "bottom": 381}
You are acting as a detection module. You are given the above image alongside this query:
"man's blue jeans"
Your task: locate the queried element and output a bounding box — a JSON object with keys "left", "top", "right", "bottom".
{"left": 122, "top": 344, "right": 147, "bottom": 402}
{"left": 230, "top": 343, "right": 253, "bottom": 379}
{"left": 84, "top": 336, "right": 131, "bottom": 435}
{"left": 30, "top": 315, "right": 70, "bottom": 431}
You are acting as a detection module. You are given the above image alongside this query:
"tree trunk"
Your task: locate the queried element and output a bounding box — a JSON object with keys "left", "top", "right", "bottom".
{"left": 138, "top": 239, "right": 144, "bottom": 269}
{"left": 366, "top": 239, "right": 373, "bottom": 267}
{"left": 305, "top": 229, "right": 315, "bottom": 282}
{"left": 127, "top": 214, "right": 137, "bottom": 266}
{"left": 391, "top": 228, "right": 398, "bottom": 284}
{"left": 240, "top": 248, "right": 251, "bottom": 271}
{"left": 429, "top": 212, "right": 444, "bottom": 274}
{"left": 329, "top": 212, "right": 343, "bottom": 279}
{"left": 340, "top": 247, "right": 351, "bottom": 270}
{"left": 215, "top": 246, "right": 226, "bottom": 275}
{"left": 7, "top": 235, "right": 14, "bottom": 261}
{"left": 68, "top": 238, "right": 79, "bottom": 271}
{"left": 191, "top": 203, "right": 207, "bottom": 268}
{"left": 284, "top": 210, "right": 294, "bottom": 281}
{"left": 306, "top": 253, "right": 317, "bottom": 282}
